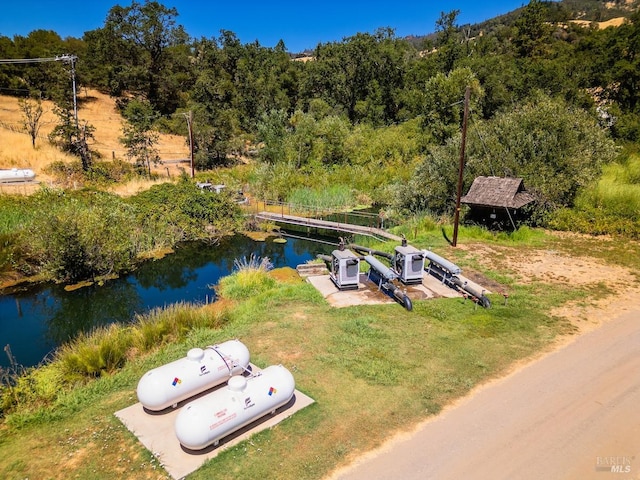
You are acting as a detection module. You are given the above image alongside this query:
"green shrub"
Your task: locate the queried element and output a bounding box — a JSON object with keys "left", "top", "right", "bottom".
{"left": 549, "top": 207, "right": 640, "bottom": 238}
{"left": 22, "top": 188, "right": 137, "bottom": 282}
{"left": 549, "top": 153, "right": 640, "bottom": 238}
{"left": 86, "top": 159, "right": 136, "bottom": 185}
{"left": 128, "top": 177, "right": 243, "bottom": 247}
{"left": 2, "top": 179, "right": 243, "bottom": 282}
{"left": 0, "top": 195, "right": 29, "bottom": 235}
{"left": 0, "top": 363, "right": 66, "bottom": 417}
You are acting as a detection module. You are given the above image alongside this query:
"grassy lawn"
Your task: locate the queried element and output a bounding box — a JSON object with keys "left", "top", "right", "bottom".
{"left": 1, "top": 228, "right": 636, "bottom": 480}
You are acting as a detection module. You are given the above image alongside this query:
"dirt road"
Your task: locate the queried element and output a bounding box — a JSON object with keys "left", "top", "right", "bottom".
{"left": 330, "top": 307, "right": 640, "bottom": 480}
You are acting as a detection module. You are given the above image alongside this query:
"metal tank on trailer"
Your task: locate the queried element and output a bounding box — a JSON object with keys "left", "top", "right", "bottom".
{"left": 174, "top": 364, "right": 296, "bottom": 450}
{"left": 364, "top": 255, "right": 413, "bottom": 311}
{"left": 136, "top": 339, "right": 250, "bottom": 411}
{"left": 424, "top": 250, "right": 462, "bottom": 283}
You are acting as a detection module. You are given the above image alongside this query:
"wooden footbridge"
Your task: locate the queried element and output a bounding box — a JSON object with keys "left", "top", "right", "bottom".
{"left": 254, "top": 211, "right": 402, "bottom": 242}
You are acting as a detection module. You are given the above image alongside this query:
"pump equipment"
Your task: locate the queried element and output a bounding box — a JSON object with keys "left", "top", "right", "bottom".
{"left": 393, "top": 244, "right": 425, "bottom": 285}
{"left": 329, "top": 248, "right": 360, "bottom": 290}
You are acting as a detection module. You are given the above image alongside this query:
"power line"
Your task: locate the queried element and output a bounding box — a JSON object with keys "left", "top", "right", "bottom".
{"left": 0, "top": 55, "right": 79, "bottom": 128}
{"left": 0, "top": 55, "right": 76, "bottom": 65}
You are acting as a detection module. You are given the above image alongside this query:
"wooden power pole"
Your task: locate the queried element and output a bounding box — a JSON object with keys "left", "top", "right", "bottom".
{"left": 184, "top": 111, "right": 195, "bottom": 178}
{"left": 452, "top": 86, "right": 470, "bottom": 247}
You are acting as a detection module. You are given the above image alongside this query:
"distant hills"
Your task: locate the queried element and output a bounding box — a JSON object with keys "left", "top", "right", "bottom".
{"left": 403, "top": 0, "right": 639, "bottom": 50}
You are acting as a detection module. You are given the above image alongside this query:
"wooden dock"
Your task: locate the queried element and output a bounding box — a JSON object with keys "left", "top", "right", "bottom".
{"left": 255, "top": 211, "right": 402, "bottom": 242}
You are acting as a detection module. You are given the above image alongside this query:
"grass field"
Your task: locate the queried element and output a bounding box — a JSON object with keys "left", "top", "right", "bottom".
{"left": 1, "top": 227, "right": 638, "bottom": 480}
{"left": 0, "top": 90, "right": 190, "bottom": 194}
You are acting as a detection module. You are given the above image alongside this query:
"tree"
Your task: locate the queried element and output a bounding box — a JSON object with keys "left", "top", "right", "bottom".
{"left": 12, "top": 30, "right": 67, "bottom": 96}
{"left": 421, "top": 67, "right": 483, "bottom": 143}
{"left": 513, "top": 0, "right": 553, "bottom": 57}
{"left": 120, "top": 98, "right": 160, "bottom": 176}
{"left": 87, "top": 0, "right": 190, "bottom": 114}
{"left": 607, "top": 11, "right": 640, "bottom": 139}
{"left": 256, "top": 109, "right": 289, "bottom": 164}
{"left": 397, "top": 94, "right": 617, "bottom": 221}
{"left": 19, "top": 97, "right": 45, "bottom": 148}
{"left": 434, "top": 10, "right": 462, "bottom": 72}
{"left": 300, "top": 29, "right": 413, "bottom": 125}
{"left": 48, "top": 98, "right": 95, "bottom": 171}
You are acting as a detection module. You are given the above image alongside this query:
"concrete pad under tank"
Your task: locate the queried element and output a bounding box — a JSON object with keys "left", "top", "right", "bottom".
{"left": 115, "top": 364, "right": 314, "bottom": 480}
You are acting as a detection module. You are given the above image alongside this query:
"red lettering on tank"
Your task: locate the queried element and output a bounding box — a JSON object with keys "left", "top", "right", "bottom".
{"left": 209, "top": 412, "right": 237, "bottom": 430}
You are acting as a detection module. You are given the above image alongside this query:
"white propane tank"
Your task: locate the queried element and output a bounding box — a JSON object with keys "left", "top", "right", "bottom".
{"left": 174, "top": 364, "right": 295, "bottom": 450}
{"left": 0, "top": 168, "right": 36, "bottom": 183}
{"left": 136, "top": 339, "right": 250, "bottom": 411}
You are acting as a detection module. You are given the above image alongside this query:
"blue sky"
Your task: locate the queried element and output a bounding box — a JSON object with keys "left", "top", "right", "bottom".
{"left": 0, "top": 1, "right": 532, "bottom": 52}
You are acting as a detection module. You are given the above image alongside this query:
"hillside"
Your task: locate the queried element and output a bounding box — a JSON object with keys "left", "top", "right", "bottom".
{"left": 0, "top": 89, "right": 190, "bottom": 194}
{"left": 407, "top": 0, "right": 638, "bottom": 48}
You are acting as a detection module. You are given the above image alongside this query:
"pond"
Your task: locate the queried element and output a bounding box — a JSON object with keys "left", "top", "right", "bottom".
{"left": 0, "top": 234, "right": 336, "bottom": 370}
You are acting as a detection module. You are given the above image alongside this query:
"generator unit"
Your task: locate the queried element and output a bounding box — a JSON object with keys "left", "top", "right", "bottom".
{"left": 329, "top": 248, "right": 360, "bottom": 290}
{"left": 393, "top": 244, "right": 425, "bottom": 285}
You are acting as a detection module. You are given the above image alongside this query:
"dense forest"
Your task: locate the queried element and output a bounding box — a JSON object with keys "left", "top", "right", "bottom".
{"left": 1, "top": 0, "right": 639, "bottom": 231}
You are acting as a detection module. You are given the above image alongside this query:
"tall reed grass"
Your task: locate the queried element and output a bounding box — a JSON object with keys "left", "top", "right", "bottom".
{"left": 286, "top": 184, "right": 355, "bottom": 211}
{"left": 549, "top": 153, "right": 640, "bottom": 238}
{"left": 216, "top": 254, "right": 276, "bottom": 300}
{"left": 0, "top": 302, "right": 229, "bottom": 417}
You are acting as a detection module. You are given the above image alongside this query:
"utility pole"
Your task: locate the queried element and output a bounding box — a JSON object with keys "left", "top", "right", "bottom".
{"left": 183, "top": 111, "right": 195, "bottom": 178}
{"left": 0, "top": 55, "right": 78, "bottom": 129}
{"left": 452, "top": 86, "right": 470, "bottom": 248}
{"left": 1, "top": 54, "right": 89, "bottom": 169}
{"left": 56, "top": 55, "right": 79, "bottom": 130}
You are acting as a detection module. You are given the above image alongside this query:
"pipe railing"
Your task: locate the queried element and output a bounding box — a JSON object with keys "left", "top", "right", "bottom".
{"left": 253, "top": 199, "right": 396, "bottom": 229}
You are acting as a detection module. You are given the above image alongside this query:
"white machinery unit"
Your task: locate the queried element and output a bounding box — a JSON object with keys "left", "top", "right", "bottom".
{"left": 393, "top": 245, "right": 425, "bottom": 285}
{"left": 329, "top": 248, "right": 360, "bottom": 290}
{"left": 136, "top": 339, "right": 250, "bottom": 411}
{"left": 174, "top": 364, "right": 296, "bottom": 450}
{"left": 0, "top": 168, "right": 35, "bottom": 183}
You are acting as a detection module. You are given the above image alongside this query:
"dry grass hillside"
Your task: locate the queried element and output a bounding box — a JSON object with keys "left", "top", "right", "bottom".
{"left": 0, "top": 89, "right": 190, "bottom": 195}
{"left": 569, "top": 16, "right": 628, "bottom": 28}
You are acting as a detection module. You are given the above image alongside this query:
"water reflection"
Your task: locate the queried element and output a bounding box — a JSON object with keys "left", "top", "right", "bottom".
{"left": 44, "top": 281, "right": 141, "bottom": 345}
{"left": 0, "top": 234, "right": 335, "bottom": 369}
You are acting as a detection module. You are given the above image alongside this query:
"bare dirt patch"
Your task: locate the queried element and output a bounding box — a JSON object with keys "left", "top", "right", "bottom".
{"left": 457, "top": 236, "right": 640, "bottom": 337}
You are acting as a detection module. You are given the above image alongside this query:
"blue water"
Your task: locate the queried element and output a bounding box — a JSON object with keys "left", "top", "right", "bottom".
{"left": 0, "top": 234, "right": 335, "bottom": 369}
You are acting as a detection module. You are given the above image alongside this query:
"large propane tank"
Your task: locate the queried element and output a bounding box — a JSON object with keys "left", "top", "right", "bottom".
{"left": 174, "top": 364, "right": 295, "bottom": 450}
{"left": 136, "top": 339, "right": 250, "bottom": 411}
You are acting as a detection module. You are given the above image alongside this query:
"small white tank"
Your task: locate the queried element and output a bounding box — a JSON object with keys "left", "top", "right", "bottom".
{"left": 136, "top": 339, "right": 250, "bottom": 411}
{"left": 0, "top": 168, "right": 36, "bottom": 183}
{"left": 174, "top": 364, "right": 295, "bottom": 450}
